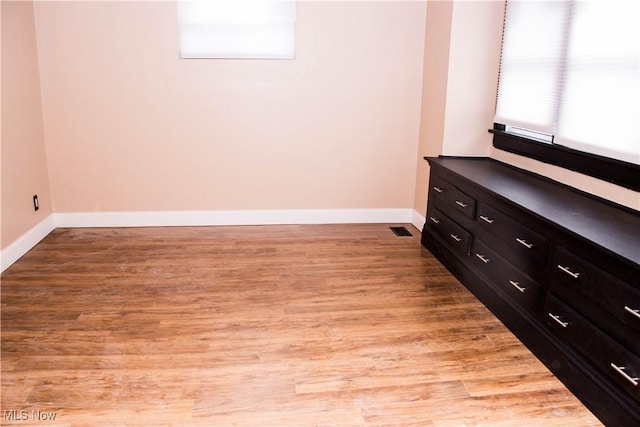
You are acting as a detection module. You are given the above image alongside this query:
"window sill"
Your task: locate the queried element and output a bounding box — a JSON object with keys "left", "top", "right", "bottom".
{"left": 490, "top": 129, "right": 640, "bottom": 192}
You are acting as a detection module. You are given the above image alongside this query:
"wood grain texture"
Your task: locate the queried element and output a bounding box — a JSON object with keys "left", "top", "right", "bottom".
{"left": 1, "top": 225, "right": 602, "bottom": 426}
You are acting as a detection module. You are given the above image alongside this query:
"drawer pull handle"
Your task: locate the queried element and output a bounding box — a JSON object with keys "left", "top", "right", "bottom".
{"left": 557, "top": 264, "right": 580, "bottom": 279}
{"left": 509, "top": 280, "right": 526, "bottom": 293}
{"left": 624, "top": 306, "right": 640, "bottom": 320}
{"left": 515, "top": 238, "right": 533, "bottom": 249}
{"left": 610, "top": 363, "right": 639, "bottom": 386}
{"left": 433, "top": 186, "right": 443, "bottom": 193}
{"left": 429, "top": 217, "right": 441, "bottom": 224}
{"left": 475, "top": 254, "right": 490, "bottom": 264}
{"left": 480, "top": 215, "right": 494, "bottom": 224}
{"left": 455, "top": 200, "right": 468, "bottom": 208}
{"left": 450, "top": 234, "right": 462, "bottom": 242}
{"left": 548, "top": 313, "right": 568, "bottom": 328}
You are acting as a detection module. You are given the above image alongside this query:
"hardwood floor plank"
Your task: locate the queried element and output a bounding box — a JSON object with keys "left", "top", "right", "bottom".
{"left": 1, "top": 224, "right": 601, "bottom": 425}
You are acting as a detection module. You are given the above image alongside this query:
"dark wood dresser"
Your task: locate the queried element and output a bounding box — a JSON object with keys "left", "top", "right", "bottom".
{"left": 421, "top": 156, "right": 640, "bottom": 426}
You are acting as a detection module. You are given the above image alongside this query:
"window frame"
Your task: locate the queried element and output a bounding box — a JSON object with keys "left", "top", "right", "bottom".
{"left": 492, "top": 0, "right": 639, "bottom": 192}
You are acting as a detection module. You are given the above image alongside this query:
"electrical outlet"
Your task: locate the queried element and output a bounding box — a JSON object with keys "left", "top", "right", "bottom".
{"left": 33, "top": 195, "right": 39, "bottom": 211}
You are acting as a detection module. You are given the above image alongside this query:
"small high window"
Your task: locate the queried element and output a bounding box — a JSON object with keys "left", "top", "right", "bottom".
{"left": 178, "top": 1, "right": 296, "bottom": 59}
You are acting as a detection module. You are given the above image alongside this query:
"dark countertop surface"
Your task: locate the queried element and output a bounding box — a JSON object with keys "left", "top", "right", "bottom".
{"left": 425, "top": 156, "right": 640, "bottom": 267}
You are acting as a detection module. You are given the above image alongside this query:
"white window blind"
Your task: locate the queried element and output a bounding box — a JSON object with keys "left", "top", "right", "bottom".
{"left": 495, "top": 0, "right": 640, "bottom": 165}
{"left": 178, "top": 0, "right": 296, "bottom": 59}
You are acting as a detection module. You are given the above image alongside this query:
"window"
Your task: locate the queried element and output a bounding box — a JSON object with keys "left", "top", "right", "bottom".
{"left": 493, "top": 0, "right": 639, "bottom": 191}
{"left": 178, "top": 0, "right": 296, "bottom": 59}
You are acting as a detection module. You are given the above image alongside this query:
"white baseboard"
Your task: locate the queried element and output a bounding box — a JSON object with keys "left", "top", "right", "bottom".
{"left": 411, "top": 210, "right": 426, "bottom": 231}
{"left": 1, "top": 215, "right": 56, "bottom": 273}
{"left": 54, "top": 208, "right": 414, "bottom": 228}
{"left": 1, "top": 209, "right": 419, "bottom": 273}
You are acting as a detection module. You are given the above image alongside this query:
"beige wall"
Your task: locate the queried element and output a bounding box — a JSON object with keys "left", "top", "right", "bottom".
{"left": 442, "top": 0, "right": 504, "bottom": 157}
{"left": 413, "top": 0, "right": 453, "bottom": 215}
{"left": 33, "top": 1, "right": 426, "bottom": 213}
{"left": 2, "top": 0, "right": 636, "bottom": 254}
{"left": 1, "top": 1, "right": 52, "bottom": 249}
{"left": 413, "top": 0, "right": 504, "bottom": 214}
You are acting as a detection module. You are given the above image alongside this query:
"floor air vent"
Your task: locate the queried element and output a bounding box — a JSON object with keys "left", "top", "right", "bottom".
{"left": 390, "top": 226, "right": 412, "bottom": 237}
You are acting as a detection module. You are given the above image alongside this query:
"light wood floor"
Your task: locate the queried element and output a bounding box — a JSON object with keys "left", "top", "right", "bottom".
{"left": 1, "top": 224, "right": 601, "bottom": 426}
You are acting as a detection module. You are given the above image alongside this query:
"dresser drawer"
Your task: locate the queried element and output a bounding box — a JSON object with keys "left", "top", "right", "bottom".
{"left": 426, "top": 207, "right": 472, "bottom": 257}
{"left": 470, "top": 240, "right": 541, "bottom": 312}
{"left": 544, "top": 294, "right": 640, "bottom": 404}
{"left": 552, "top": 246, "right": 640, "bottom": 335}
{"left": 430, "top": 175, "right": 476, "bottom": 220}
{"left": 476, "top": 203, "right": 548, "bottom": 275}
